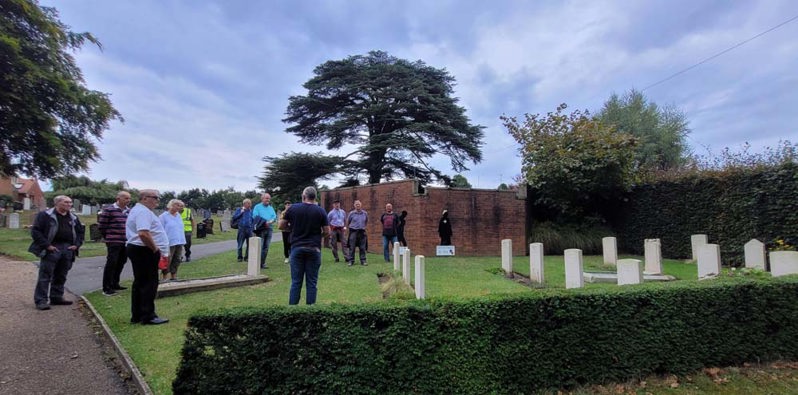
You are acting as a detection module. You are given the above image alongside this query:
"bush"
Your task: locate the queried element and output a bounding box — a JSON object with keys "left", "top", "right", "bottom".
{"left": 174, "top": 277, "right": 798, "bottom": 394}
{"left": 530, "top": 221, "right": 612, "bottom": 255}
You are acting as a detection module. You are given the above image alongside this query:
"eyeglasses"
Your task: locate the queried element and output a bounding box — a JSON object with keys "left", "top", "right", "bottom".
{"left": 144, "top": 195, "right": 160, "bottom": 200}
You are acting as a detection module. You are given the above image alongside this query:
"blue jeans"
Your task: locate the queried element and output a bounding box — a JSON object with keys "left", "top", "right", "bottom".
{"left": 258, "top": 227, "right": 273, "bottom": 266}
{"left": 236, "top": 227, "right": 253, "bottom": 259}
{"left": 382, "top": 235, "right": 398, "bottom": 262}
{"left": 289, "top": 247, "right": 321, "bottom": 305}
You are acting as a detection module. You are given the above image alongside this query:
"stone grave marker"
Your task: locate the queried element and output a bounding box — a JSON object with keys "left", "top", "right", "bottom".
{"left": 529, "top": 242, "right": 544, "bottom": 283}
{"left": 744, "top": 239, "right": 766, "bottom": 270}
{"left": 770, "top": 251, "right": 798, "bottom": 277}
{"left": 697, "top": 244, "right": 721, "bottom": 279}
{"left": 8, "top": 212, "right": 20, "bottom": 229}
{"left": 247, "top": 236, "right": 262, "bottom": 276}
{"left": 23, "top": 197, "right": 31, "bottom": 210}
{"left": 81, "top": 204, "right": 91, "bottom": 216}
{"left": 564, "top": 249, "right": 584, "bottom": 289}
{"left": 644, "top": 238, "right": 662, "bottom": 274}
{"left": 691, "top": 234, "right": 708, "bottom": 261}
{"left": 602, "top": 237, "right": 618, "bottom": 265}
{"left": 393, "top": 241, "right": 401, "bottom": 271}
{"left": 617, "top": 259, "right": 643, "bottom": 286}
{"left": 402, "top": 248, "right": 411, "bottom": 284}
{"left": 415, "top": 255, "right": 426, "bottom": 299}
{"left": 501, "top": 239, "right": 513, "bottom": 277}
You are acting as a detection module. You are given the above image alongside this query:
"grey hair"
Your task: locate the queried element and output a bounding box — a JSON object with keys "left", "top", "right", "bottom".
{"left": 167, "top": 199, "right": 184, "bottom": 210}
{"left": 302, "top": 186, "right": 317, "bottom": 201}
{"left": 53, "top": 195, "right": 70, "bottom": 204}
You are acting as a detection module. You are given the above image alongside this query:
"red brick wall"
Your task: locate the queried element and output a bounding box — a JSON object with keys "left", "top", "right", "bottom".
{"left": 320, "top": 180, "right": 527, "bottom": 257}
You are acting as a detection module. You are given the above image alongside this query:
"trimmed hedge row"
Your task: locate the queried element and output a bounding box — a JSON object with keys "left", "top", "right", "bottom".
{"left": 174, "top": 277, "right": 798, "bottom": 394}
{"left": 612, "top": 163, "right": 798, "bottom": 265}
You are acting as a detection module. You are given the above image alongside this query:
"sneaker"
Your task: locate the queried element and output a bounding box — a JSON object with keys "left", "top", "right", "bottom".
{"left": 284, "top": 258, "right": 289, "bottom": 264}
{"left": 50, "top": 298, "right": 73, "bottom": 305}
{"left": 103, "top": 290, "right": 117, "bottom": 296}
{"left": 237, "top": 258, "right": 243, "bottom": 262}
{"left": 361, "top": 262, "right": 368, "bottom": 266}
{"left": 347, "top": 262, "right": 353, "bottom": 266}
{"left": 36, "top": 303, "right": 50, "bottom": 310}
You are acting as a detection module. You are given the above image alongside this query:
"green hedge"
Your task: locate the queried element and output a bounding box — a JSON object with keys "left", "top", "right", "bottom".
{"left": 612, "top": 163, "right": 798, "bottom": 265}
{"left": 174, "top": 277, "right": 798, "bottom": 394}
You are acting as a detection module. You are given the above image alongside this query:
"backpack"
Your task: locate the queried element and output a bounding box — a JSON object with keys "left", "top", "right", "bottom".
{"left": 230, "top": 211, "right": 240, "bottom": 229}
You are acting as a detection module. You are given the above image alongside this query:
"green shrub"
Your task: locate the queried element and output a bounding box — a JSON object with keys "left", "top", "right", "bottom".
{"left": 530, "top": 221, "right": 612, "bottom": 255}
{"left": 174, "top": 277, "right": 798, "bottom": 394}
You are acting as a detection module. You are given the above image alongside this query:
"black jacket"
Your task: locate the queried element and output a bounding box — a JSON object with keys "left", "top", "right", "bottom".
{"left": 28, "top": 208, "right": 85, "bottom": 259}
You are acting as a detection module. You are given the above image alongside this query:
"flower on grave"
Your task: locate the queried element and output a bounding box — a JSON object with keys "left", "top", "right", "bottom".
{"left": 769, "top": 237, "right": 796, "bottom": 252}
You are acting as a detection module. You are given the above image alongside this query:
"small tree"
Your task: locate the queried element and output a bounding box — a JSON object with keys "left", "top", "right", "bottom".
{"left": 502, "top": 104, "right": 637, "bottom": 221}
{"left": 451, "top": 174, "right": 471, "bottom": 188}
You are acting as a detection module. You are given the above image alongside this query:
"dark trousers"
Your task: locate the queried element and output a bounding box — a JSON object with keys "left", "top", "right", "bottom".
{"left": 184, "top": 231, "right": 192, "bottom": 258}
{"left": 236, "top": 227, "right": 253, "bottom": 260}
{"left": 397, "top": 229, "right": 407, "bottom": 247}
{"left": 34, "top": 243, "right": 73, "bottom": 305}
{"left": 282, "top": 232, "right": 292, "bottom": 258}
{"left": 329, "top": 227, "right": 348, "bottom": 261}
{"left": 347, "top": 230, "right": 367, "bottom": 264}
{"left": 102, "top": 243, "right": 127, "bottom": 292}
{"left": 127, "top": 244, "right": 160, "bottom": 323}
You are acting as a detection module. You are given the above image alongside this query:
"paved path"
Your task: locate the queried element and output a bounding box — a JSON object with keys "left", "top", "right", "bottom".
{"left": 66, "top": 234, "right": 281, "bottom": 295}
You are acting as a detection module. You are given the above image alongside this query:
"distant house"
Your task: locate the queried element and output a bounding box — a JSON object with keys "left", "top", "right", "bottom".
{"left": 0, "top": 176, "right": 46, "bottom": 210}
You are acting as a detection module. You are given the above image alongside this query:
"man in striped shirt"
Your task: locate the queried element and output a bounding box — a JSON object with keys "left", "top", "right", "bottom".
{"left": 98, "top": 191, "right": 131, "bottom": 296}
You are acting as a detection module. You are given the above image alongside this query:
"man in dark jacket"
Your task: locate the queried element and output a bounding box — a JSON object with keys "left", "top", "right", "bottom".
{"left": 29, "top": 195, "right": 85, "bottom": 310}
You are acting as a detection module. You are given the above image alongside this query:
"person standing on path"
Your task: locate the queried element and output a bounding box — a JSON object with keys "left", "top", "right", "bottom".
{"left": 232, "top": 198, "right": 254, "bottom": 262}
{"left": 345, "top": 200, "right": 368, "bottom": 266}
{"left": 327, "top": 200, "right": 348, "bottom": 263}
{"left": 280, "top": 201, "right": 293, "bottom": 264}
{"left": 280, "top": 186, "right": 329, "bottom": 305}
{"left": 380, "top": 203, "right": 400, "bottom": 262}
{"left": 126, "top": 190, "right": 170, "bottom": 325}
{"left": 159, "top": 199, "right": 187, "bottom": 282}
{"left": 29, "top": 195, "right": 85, "bottom": 310}
{"left": 179, "top": 204, "right": 195, "bottom": 262}
{"left": 253, "top": 193, "right": 277, "bottom": 269}
{"left": 98, "top": 191, "right": 131, "bottom": 296}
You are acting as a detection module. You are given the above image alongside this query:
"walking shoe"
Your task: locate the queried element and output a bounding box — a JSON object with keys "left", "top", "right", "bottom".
{"left": 334, "top": 259, "right": 340, "bottom": 263}
{"left": 347, "top": 262, "right": 353, "bottom": 266}
{"left": 50, "top": 298, "right": 73, "bottom": 305}
{"left": 361, "top": 262, "right": 368, "bottom": 266}
{"left": 103, "top": 290, "right": 117, "bottom": 296}
{"left": 284, "top": 258, "right": 289, "bottom": 264}
{"left": 237, "top": 257, "right": 243, "bottom": 262}
{"left": 35, "top": 303, "right": 50, "bottom": 310}
{"left": 113, "top": 286, "right": 127, "bottom": 290}
{"left": 142, "top": 317, "right": 169, "bottom": 325}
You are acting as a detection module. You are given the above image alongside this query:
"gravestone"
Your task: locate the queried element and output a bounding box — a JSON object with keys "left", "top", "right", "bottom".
{"left": 501, "top": 239, "right": 513, "bottom": 277}
{"left": 564, "top": 249, "right": 584, "bottom": 289}
{"left": 223, "top": 209, "right": 232, "bottom": 219}
{"left": 770, "top": 251, "right": 798, "bottom": 277}
{"left": 602, "top": 237, "right": 617, "bottom": 265}
{"left": 220, "top": 219, "right": 230, "bottom": 232}
{"left": 247, "top": 236, "right": 261, "bottom": 276}
{"left": 23, "top": 197, "right": 31, "bottom": 210}
{"left": 91, "top": 205, "right": 100, "bottom": 215}
{"left": 73, "top": 199, "right": 81, "bottom": 210}
{"left": 81, "top": 204, "right": 91, "bottom": 216}
{"left": 744, "top": 239, "right": 766, "bottom": 270}
{"left": 415, "top": 255, "right": 426, "bottom": 299}
{"left": 691, "top": 234, "right": 708, "bottom": 261}
{"left": 644, "top": 238, "right": 662, "bottom": 274}
{"left": 8, "top": 212, "right": 20, "bottom": 229}
{"left": 529, "top": 242, "right": 544, "bottom": 283}
{"left": 394, "top": 241, "right": 401, "bottom": 271}
{"left": 697, "top": 244, "right": 721, "bottom": 279}
{"left": 617, "top": 259, "right": 643, "bottom": 286}
{"left": 402, "top": 248, "right": 411, "bottom": 284}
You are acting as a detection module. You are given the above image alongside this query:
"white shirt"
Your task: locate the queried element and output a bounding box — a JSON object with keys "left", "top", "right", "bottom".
{"left": 159, "top": 211, "right": 187, "bottom": 246}
{"left": 126, "top": 203, "right": 170, "bottom": 256}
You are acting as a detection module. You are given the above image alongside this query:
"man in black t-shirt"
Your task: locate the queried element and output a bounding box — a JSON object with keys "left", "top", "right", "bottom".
{"left": 279, "top": 187, "right": 330, "bottom": 305}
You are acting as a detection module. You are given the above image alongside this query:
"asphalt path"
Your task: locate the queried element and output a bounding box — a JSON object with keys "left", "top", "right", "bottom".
{"left": 65, "top": 232, "right": 282, "bottom": 295}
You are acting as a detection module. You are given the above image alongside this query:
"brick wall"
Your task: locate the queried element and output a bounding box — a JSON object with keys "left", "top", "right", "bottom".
{"left": 320, "top": 180, "right": 527, "bottom": 257}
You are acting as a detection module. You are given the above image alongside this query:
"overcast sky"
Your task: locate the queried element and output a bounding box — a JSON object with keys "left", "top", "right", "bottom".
{"left": 38, "top": 0, "right": 798, "bottom": 193}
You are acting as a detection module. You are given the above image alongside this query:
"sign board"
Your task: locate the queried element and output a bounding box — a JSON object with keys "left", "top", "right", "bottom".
{"left": 436, "top": 245, "right": 455, "bottom": 256}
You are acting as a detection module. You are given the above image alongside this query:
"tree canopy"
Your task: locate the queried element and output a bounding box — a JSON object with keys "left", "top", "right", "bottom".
{"left": 258, "top": 152, "right": 346, "bottom": 202}
{"left": 502, "top": 104, "right": 637, "bottom": 221}
{"left": 596, "top": 89, "right": 689, "bottom": 172}
{"left": 47, "top": 175, "right": 128, "bottom": 205}
{"left": 0, "top": 0, "right": 121, "bottom": 178}
{"left": 282, "top": 50, "right": 484, "bottom": 186}
{"left": 451, "top": 174, "right": 472, "bottom": 188}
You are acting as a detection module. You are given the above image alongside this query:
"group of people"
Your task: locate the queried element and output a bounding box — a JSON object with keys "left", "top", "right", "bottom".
{"left": 230, "top": 193, "right": 277, "bottom": 268}
{"left": 326, "top": 200, "right": 408, "bottom": 266}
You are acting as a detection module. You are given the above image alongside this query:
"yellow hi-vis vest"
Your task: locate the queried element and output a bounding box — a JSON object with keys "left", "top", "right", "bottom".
{"left": 180, "top": 208, "right": 193, "bottom": 231}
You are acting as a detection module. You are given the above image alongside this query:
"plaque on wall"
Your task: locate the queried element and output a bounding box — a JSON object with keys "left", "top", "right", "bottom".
{"left": 436, "top": 245, "right": 455, "bottom": 256}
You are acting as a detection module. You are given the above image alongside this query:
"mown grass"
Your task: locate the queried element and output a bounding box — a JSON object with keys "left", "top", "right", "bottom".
{"left": 85, "top": 244, "right": 712, "bottom": 394}
{"left": 0, "top": 210, "right": 237, "bottom": 260}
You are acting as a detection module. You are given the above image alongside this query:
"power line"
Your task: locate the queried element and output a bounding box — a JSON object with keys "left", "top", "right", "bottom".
{"left": 642, "top": 14, "right": 798, "bottom": 92}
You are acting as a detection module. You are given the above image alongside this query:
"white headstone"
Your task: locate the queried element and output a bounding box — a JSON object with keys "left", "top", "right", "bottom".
{"left": 402, "top": 248, "right": 411, "bottom": 284}
{"left": 501, "top": 239, "right": 513, "bottom": 277}
{"left": 81, "top": 204, "right": 91, "bottom": 216}
{"left": 220, "top": 219, "right": 230, "bottom": 232}
{"left": 23, "top": 197, "right": 31, "bottom": 210}
{"left": 529, "top": 242, "right": 544, "bottom": 283}
{"left": 247, "top": 236, "right": 262, "bottom": 276}
{"left": 564, "top": 249, "right": 584, "bottom": 289}
{"left": 393, "top": 241, "right": 401, "bottom": 271}
{"left": 691, "top": 234, "right": 708, "bottom": 261}
{"left": 644, "top": 239, "right": 662, "bottom": 274}
{"left": 8, "top": 212, "right": 20, "bottom": 229}
{"left": 744, "top": 239, "right": 766, "bottom": 270}
{"left": 769, "top": 251, "right": 798, "bottom": 277}
{"left": 223, "top": 209, "right": 232, "bottom": 219}
{"left": 697, "top": 243, "right": 721, "bottom": 279}
{"left": 602, "top": 237, "right": 618, "bottom": 265}
{"left": 415, "top": 255, "right": 426, "bottom": 299}
{"left": 617, "top": 259, "right": 643, "bottom": 286}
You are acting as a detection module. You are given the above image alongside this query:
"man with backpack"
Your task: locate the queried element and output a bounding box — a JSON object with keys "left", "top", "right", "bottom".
{"left": 380, "top": 203, "right": 400, "bottom": 263}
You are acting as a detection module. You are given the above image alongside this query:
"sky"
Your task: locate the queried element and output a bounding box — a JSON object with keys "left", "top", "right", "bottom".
{"left": 37, "top": 0, "right": 798, "bottom": 193}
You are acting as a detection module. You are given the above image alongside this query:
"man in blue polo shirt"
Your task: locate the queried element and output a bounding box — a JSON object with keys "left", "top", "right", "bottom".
{"left": 253, "top": 193, "right": 277, "bottom": 269}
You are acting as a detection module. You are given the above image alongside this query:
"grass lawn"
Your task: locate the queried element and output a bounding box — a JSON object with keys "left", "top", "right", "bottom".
{"left": 0, "top": 210, "right": 237, "bottom": 260}
{"left": 84, "top": 244, "right": 723, "bottom": 394}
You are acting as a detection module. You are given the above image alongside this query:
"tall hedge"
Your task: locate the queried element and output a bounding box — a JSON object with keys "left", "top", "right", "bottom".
{"left": 612, "top": 163, "right": 798, "bottom": 265}
{"left": 174, "top": 278, "right": 798, "bottom": 394}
